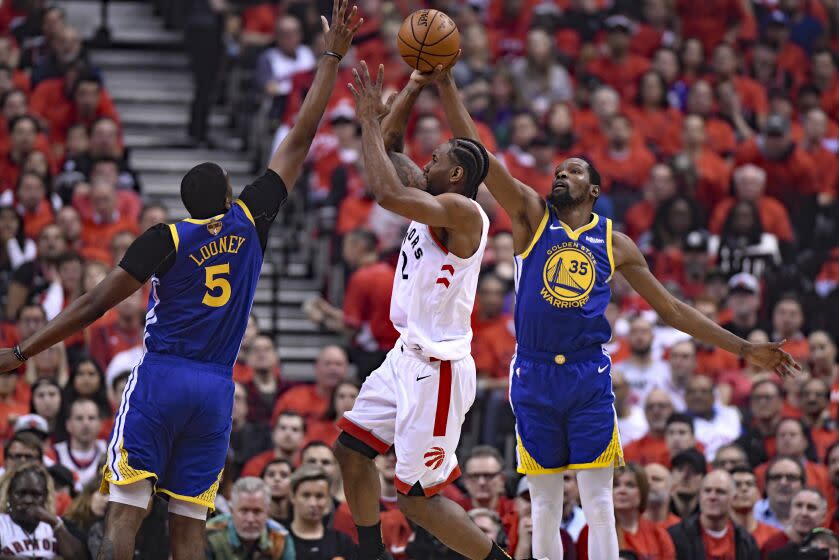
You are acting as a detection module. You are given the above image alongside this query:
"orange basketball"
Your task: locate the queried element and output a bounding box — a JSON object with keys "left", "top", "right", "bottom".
{"left": 397, "top": 9, "right": 460, "bottom": 72}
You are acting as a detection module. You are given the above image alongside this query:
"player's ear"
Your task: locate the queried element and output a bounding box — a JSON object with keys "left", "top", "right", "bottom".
{"left": 591, "top": 183, "right": 600, "bottom": 199}
{"left": 450, "top": 165, "right": 464, "bottom": 184}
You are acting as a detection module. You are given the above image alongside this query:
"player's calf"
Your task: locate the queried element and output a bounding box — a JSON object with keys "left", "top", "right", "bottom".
{"left": 396, "top": 493, "right": 511, "bottom": 560}
{"left": 335, "top": 434, "right": 387, "bottom": 558}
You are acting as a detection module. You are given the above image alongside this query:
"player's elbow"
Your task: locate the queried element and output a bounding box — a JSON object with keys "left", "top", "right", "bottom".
{"left": 657, "top": 298, "right": 683, "bottom": 327}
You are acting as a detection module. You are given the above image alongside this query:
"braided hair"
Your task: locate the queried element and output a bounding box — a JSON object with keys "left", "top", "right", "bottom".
{"left": 449, "top": 138, "right": 490, "bottom": 200}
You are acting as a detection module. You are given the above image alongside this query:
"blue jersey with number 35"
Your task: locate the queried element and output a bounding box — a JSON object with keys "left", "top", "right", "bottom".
{"left": 143, "top": 200, "right": 262, "bottom": 368}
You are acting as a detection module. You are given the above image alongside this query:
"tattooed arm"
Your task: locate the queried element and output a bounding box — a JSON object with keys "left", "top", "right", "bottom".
{"left": 381, "top": 77, "right": 424, "bottom": 153}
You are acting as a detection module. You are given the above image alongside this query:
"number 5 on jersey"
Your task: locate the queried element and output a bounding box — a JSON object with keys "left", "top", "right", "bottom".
{"left": 204, "top": 264, "right": 231, "bottom": 307}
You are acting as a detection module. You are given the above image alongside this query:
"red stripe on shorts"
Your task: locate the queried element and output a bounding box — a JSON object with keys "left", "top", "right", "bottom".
{"left": 433, "top": 361, "right": 452, "bottom": 437}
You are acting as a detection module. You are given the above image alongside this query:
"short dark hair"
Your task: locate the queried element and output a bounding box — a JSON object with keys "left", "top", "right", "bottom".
{"left": 730, "top": 465, "right": 755, "bottom": 478}
{"left": 261, "top": 458, "right": 293, "bottom": 478}
{"left": 765, "top": 455, "right": 806, "bottom": 484}
{"left": 465, "top": 445, "right": 504, "bottom": 471}
{"left": 347, "top": 229, "right": 378, "bottom": 253}
{"left": 449, "top": 137, "right": 490, "bottom": 199}
{"left": 8, "top": 114, "right": 39, "bottom": 135}
{"left": 666, "top": 412, "right": 694, "bottom": 433}
{"left": 3, "top": 432, "right": 43, "bottom": 460}
{"left": 275, "top": 410, "right": 305, "bottom": 431}
{"left": 290, "top": 464, "right": 330, "bottom": 494}
{"left": 180, "top": 162, "right": 228, "bottom": 219}
{"left": 301, "top": 440, "right": 332, "bottom": 459}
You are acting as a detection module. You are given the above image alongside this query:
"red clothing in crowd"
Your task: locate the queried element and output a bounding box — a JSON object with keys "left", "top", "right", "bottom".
{"left": 626, "top": 106, "right": 683, "bottom": 157}
{"left": 272, "top": 384, "right": 329, "bottom": 425}
{"left": 623, "top": 200, "right": 657, "bottom": 242}
{"left": 588, "top": 144, "right": 657, "bottom": 192}
{"left": 623, "top": 434, "right": 669, "bottom": 466}
{"left": 734, "top": 140, "right": 820, "bottom": 204}
{"left": 577, "top": 518, "right": 676, "bottom": 560}
{"left": 751, "top": 522, "right": 782, "bottom": 549}
{"left": 755, "top": 459, "right": 831, "bottom": 498}
{"left": 709, "top": 196, "right": 795, "bottom": 242}
{"left": 472, "top": 316, "right": 516, "bottom": 380}
{"left": 343, "top": 261, "right": 399, "bottom": 351}
{"left": 88, "top": 322, "right": 140, "bottom": 372}
{"left": 690, "top": 148, "right": 733, "bottom": 211}
{"left": 21, "top": 200, "right": 55, "bottom": 240}
{"left": 675, "top": 0, "right": 755, "bottom": 55}
{"left": 702, "top": 520, "right": 738, "bottom": 559}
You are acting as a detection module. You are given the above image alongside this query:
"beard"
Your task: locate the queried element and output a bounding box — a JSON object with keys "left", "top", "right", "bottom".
{"left": 547, "top": 188, "right": 587, "bottom": 210}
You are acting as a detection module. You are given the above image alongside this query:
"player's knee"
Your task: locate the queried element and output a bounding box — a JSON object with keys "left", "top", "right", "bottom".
{"left": 583, "top": 492, "right": 613, "bottom": 527}
{"left": 335, "top": 432, "right": 378, "bottom": 464}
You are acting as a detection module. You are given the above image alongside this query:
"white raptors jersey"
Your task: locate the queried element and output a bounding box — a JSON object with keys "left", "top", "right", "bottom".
{"left": 0, "top": 514, "right": 57, "bottom": 558}
{"left": 390, "top": 201, "right": 489, "bottom": 361}
{"left": 53, "top": 440, "right": 107, "bottom": 492}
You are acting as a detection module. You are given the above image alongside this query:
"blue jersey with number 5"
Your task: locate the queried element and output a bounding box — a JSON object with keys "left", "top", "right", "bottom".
{"left": 143, "top": 200, "right": 262, "bottom": 367}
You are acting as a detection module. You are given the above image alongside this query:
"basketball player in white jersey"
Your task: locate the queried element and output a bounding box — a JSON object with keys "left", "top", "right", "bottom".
{"left": 334, "top": 63, "right": 511, "bottom": 560}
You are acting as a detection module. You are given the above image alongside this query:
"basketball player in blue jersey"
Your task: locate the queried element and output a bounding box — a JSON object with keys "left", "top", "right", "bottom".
{"left": 427, "top": 67, "right": 801, "bottom": 560}
{"left": 0, "top": 3, "right": 362, "bottom": 559}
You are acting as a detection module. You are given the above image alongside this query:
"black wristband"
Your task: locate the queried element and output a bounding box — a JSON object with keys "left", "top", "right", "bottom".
{"left": 13, "top": 345, "right": 27, "bottom": 362}
{"left": 323, "top": 50, "right": 343, "bottom": 61}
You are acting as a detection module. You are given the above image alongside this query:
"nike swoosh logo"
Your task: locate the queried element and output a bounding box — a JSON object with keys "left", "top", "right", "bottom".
{"left": 416, "top": 375, "right": 431, "bottom": 381}
{"left": 598, "top": 364, "right": 609, "bottom": 373}
{"left": 549, "top": 224, "right": 565, "bottom": 230}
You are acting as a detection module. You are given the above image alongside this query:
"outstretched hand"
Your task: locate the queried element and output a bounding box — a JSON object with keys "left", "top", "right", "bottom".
{"left": 742, "top": 340, "right": 802, "bottom": 379}
{"left": 348, "top": 61, "right": 389, "bottom": 122}
{"left": 0, "top": 348, "right": 22, "bottom": 373}
{"left": 321, "top": 0, "right": 363, "bottom": 58}
{"left": 409, "top": 50, "right": 461, "bottom": 86}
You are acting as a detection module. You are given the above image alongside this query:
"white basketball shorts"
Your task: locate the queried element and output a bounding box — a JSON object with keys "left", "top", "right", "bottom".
{"left": 338, "top": 343, "right": 476, "bottom": 496}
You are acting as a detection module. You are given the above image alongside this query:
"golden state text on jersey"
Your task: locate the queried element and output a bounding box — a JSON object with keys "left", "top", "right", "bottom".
{"left": 513, "top": 208, "right": 615, "bottom": 354}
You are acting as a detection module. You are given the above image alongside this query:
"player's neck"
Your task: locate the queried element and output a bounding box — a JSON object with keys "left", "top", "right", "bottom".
{"left": 554, "top": 206, "right": 593, "bottom": 231}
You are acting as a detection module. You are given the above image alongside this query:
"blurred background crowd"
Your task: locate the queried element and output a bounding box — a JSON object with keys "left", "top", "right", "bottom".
{"left": 2, "top": 0, "right": 839, "bottom": 558}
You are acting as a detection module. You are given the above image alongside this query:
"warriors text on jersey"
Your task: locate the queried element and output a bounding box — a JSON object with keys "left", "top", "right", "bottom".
{"left": 390, "top": 201, "right": 490, "bottom": 361}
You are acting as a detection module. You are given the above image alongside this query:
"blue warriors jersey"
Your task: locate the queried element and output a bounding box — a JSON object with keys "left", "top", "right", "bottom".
{"left": 513, "top": 206, "right": 615, "bottom": 354}
{"left": 144, "top": 201, "right": 262, "bottom": 367}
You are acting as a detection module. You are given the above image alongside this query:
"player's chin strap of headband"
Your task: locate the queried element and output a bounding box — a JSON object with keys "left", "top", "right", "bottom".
{"left": 12, "top": 345, "right": 27, "bottom": 362}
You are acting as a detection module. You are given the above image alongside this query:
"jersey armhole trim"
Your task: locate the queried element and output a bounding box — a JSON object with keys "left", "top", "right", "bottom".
{"left": 168, "top": 223, "right": 179, "bottom": 252}
{"left": 234, "top": 199, "right": 256, "bottom": 227}
{"left": 519, "top": 205, "right": 549, "bottom": 260}
{"left": 606, "top": 218, "right": 615, "bottom": 282}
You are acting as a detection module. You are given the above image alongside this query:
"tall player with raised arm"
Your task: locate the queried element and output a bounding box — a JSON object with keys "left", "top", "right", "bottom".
{"left": 0, "top": 3, "right": 362, "bottom": 559}
{"left": 426, "top": 65, "right": 801, "bottom": 559}
{"left": 334, "top": 63, "right": 512, "bottom": 560}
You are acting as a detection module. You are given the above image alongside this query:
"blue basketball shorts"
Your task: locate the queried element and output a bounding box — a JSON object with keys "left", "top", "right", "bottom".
{"left": 509, "top": 345, "right": 624, "bottom": 474}
{"left": 101, "top": 352, "right": 234, "bottom": 509}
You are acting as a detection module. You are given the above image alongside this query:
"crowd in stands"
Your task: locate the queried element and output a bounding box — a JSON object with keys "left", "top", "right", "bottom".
{"left": 2, "top": 0, "right": 839, "bottom": 558}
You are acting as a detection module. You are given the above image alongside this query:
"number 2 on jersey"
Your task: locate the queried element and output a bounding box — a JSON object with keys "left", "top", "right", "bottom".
{"left": 203, "top": 264, "right": 231, "bottom": 307}
{"left": 401, "top": 251, "right": 409, "bottom": 280}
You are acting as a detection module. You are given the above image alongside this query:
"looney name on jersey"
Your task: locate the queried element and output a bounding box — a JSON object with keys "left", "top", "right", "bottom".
{"left": 540, "top": 241, "right": 597, "bottom": 309}
{"left": 189, "top": 235, "right": 246, "bottom": 267}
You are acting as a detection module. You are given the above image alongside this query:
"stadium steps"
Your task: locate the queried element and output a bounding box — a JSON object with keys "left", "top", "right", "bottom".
{"left": 73, "top": 0, "right": 340, "bottom": 381}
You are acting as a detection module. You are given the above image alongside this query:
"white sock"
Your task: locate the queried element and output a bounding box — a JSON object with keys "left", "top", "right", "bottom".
{"left": 526, "top": 473, "right": 565, "bottom": 560}
{"left": 577, "top": 467, "right": 619, "bottom": 560}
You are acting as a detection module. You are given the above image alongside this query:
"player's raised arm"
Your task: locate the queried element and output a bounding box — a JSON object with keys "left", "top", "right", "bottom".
{"left": 612, "top": 230, "right": 801, "bottom": 379}
{"left": 350, "top": 62, "right": 481, "bottom": 231}
{"left": 268, "top": 0, "right": 362, "bottom": 189}
{"left": 433, "top": 69, "right": 544, "bottom": 248}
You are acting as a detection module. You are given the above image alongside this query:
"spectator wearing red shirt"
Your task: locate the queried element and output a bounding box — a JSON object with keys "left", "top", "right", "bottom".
{"left": 811, "top": 49, "right": 839, "bottom": 123}
{"left": 0, "top": 369, "right": 27, "bottom": 439}
{"left": 801, "top": 108, "right": 839, "bottom": 197}
{"left": 577, "top": 463, "right": 676, "bottom": 560}
{"left": 710, "top": 164, "right": 795, "bottom": 244}
{"left": 735, "top": 379, "right": 784, "bottom": 468}
{"left": 644, "top": 463, "right": 682, "bottom": 529}
{"left": 761, "top": 488, "right": 828, "bottom": 557}
{"left": 734, "top": 113, "right": 819, "bottom": 207}
{"left": 588, "top": 113, "right": 656, "bottom": 217}
{"left": 87, "top": 289, "right": 142, "bottom": 372}
{"left": 303, "top": 381, "right": 359, "bottom": 450}
{"left": 242, "top": 335, "right": 284, "bottom": 426}
{"left": 77, "top": 178, "right": 139, "bottom": 254}
{"left": 770, "top": 296, "right": 809, "bottom": 364}
{"left": 675, "top": 0, "right": 756, "bottom": 56}
{"left": 730, "top": 467, "right": 783, "bottom": 549}
{"left": 798, "top": 378, "right": 837, "bottom": 463}
{"left": 669, "top": 469, "right": 760, "bottom": 558}
{"left": 305, "top": 229, "right": 397, "bottom": 380}
{"left": 755, "top": 418, "right": 831, "bottom": 500}
{"left": 627, "top": 71, "right": 683, "bottom": 158}
{"left": 711, "top": 43, "right": 769, "bottom": 126}
{"left": 15, "top": 172, "right": 54, "bottom": 240}
{"left": 685, "top": 80, "right": 738, "bottom": 158}
{"left": 49, "top": 72, "right": 120, "bottom": 153}
{"left": 763, "top": 11, "right": 810, "bottom": 86}
{"left": 241, "top": 411, "right": 305, "bottom": 478}
{"left": 585, "top": 16, "right": 651, "bottom": 100}
{"left": 676, "top": 114, "right": 732, "bottom": 212}
{"left": 272, "top": 345, "right": 349, "bottom": 424}
{"left": 624, "top": 389, "right": 675, "bottom": 466}
{"left": 0, "top": 115, "right": 39, "bottom": 191}
{"left": 624, "top": 163, "right": 677, "bottom": 242}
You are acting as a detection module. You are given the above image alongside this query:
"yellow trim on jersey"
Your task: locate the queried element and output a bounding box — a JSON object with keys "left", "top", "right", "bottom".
{"left": 606, "top": 218, "right": 615, "bottom": 282}
{"left": 516, "top": 422, "right": 624, "bottom": 475}
{"left": 559, "top": 213, "right": 600, "bottom": 241}
{"left": 235, "top": 199, "right": 255, "bottom": 226}
{"left": 519, "top": 206, "right": 549, "bottom": 259}
{"left": 158, "top": 469, "right": 223, "bottom": 510}
{"left": 184, "top": 213, "right": 225, "bottom": 225}
{"left": 168, "top": 223, "right": 179, "bottom": 252}
{"left": 100, "top": 447, "right": 158, "bottom": 494}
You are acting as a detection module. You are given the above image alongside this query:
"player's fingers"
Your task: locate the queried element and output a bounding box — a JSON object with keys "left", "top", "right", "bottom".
{"left": 332, "top": 0, "right": 339, "bottom": 23}
{"left": 352, "top": 68, "right": 363, "bottom": 89}
{"left": 337, "top": 0, "right": 346, "bottom": 23}
{"left": 321, "top": 15, "right": 329, "bottom": 34}
{"left": 376, "top": 64, "right": 384, "bottom": 90}
{"left": 345, "top": 5, "right": 357, "bottom": 26}
{"left": 348, "top": 83, "right": 359, "bottom": 99}
{"left": 360, "top": 60, "right": 371, "bottom": 85}
{"left": 350, "top": 15, "right": 364, "bottom": 34}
